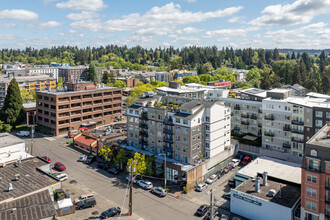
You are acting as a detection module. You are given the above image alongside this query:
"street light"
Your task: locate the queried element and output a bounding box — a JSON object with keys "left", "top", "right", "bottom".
{"left": 159, "top": 153, "right": 166, "bottom": 189}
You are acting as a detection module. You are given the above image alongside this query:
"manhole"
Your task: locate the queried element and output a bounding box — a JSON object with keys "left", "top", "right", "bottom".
{"left": 69, "top": 180, "right": 77, "bottom": 184}
{"left": 92, "top": 211, "right": 99, "bottom": 215}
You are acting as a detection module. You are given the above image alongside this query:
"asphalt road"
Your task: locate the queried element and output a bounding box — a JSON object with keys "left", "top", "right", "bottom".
{"left": 28, "top": 135, "right": 201, "bottom": 220}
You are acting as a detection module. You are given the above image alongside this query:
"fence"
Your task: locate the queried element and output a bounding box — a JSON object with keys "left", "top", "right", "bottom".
{"left": 203, "top": 156, "right": 232, "bottom": 180}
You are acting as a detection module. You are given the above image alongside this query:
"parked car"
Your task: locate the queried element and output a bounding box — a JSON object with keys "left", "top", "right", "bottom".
{"left": 41, "top": 156, "right": 51, "bottom": 163}
{"left": 114, "top": 139, "right": 122, "bottom": 144}
{"left": 228, "top": 178, "right": 235, "bottom": 188}
{"left": 53, "top": 173, "right": 68, "bottom": 182}
{"left": 126, "top": 175, "right": 139, "bottom": 184}
{"left": 216, "top": 169, "right": 225, "bottom": 178}
{"left": 195, "top": 205, "right": 210, "bottom": 217}
{"left": 74, "top": 194, "right": 95, "bottom": 204}
{"left": 220, "top": 214, "right": 229, "bottom": 220}
{"left": 54, "top": 162, "right": 66, "bottom": 171}
{"left": 84, "top": 156, "right": 96, "bottom": 164}
{"left": 16, "top": 131, "right": 30, "bottom": 137}
{"left": 229, "top": 159, "right": 240, "bottom": 168}
{"left": 206, "top": 174, "right": 218, "bottom": 184}
{"left": 78, "top": 155, "right": 87, "bottom": 162}
{"left": 137, "top": 180, "right": 153, "bottom": 190}
{"left": 151, "top": 187, "right": 167, "bottom": 197}
{"left": 223, "top": 165, "right": 232, "bottom": 174}
{"left": 100, "top": 207, "right": 121, "bottom": 218}
{"left": 107, "top": 168, "right": 119, "bottom": 175}
{"left": 204, "top": 210, "right": 218, "bottom": 220}
{"left": 75, "top": 197, "right": 96, "bottom": 210}
{"left": 79, "top": 127, "right": 88, "bottom": 132}
{"left": 97, "top": 162, "right": 111, "bottom": 170}
{"left": 196, "top": 183, "right": 208, "bottom": 192}
{"left": 241, "top": 156, "right": 252, "bottom": 165}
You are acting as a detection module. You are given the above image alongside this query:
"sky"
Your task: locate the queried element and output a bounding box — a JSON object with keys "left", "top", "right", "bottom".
{"left": 1, "top": 0, "right": 330, "bottom": 49}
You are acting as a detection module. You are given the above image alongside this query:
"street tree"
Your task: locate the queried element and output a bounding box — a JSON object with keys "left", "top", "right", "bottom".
{"left": 126, "top": 152, "right": 147, "bottom": 174}
{"left": 114, "top": 148, "right": 127, "bottom": 170}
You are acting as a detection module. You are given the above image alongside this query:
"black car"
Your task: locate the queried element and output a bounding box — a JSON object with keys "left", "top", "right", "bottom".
{"left": 85, "top": 156, "right": 96, "bottom": 164}
{"left": 107, "top": 168, "right": 119, "bottom": 175}
{"left": 97, "top": 162, "right": 111, "bottom": 170}
{"left": 100, "top": 207, "right": 121, "bottom": 218}
{"left": 204, "top": 210, "right": 219, "bottom": 220}
{"left": 228, "top": 178, "right": 236, "bottom": 188}
{"left": 75, "top": 198, "right": 96, "bottom": 210}
{"left": 195, "top": 205, "right": 210, "bottom": 217}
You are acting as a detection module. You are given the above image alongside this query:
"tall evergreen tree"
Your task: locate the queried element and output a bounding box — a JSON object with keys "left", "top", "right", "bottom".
{"left": 88, "top": 62, "right": 98, "bottom": 83}
{"left": 0, "top": 78, "right": 25, "bottom": 126}
{"left": 291, "top": 52, "right": 296, "bottom": 60}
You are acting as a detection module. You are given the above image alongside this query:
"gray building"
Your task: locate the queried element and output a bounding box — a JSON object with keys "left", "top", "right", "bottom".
{"left": 281, "top": 84, "right": 306, "bottom": 97}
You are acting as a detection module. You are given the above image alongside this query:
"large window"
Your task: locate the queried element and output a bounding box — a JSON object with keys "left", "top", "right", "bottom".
{"left": 306, "top": 188, "right": 317, "bottom": 198}
{"left": 308, "top": 159, "right": 319, "bottom": 171}
{"left": 307, "top": 174, "right": 317, "bottom": 184}
{"left": 306, "top": 201, "right": 317, "bottom": 211}
{"left": 315, "top": 111, "right": 323, "bottom": 117}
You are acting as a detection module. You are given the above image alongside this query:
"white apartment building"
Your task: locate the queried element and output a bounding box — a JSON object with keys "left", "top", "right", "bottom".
{"left": 28, "top": 67, "right": 59, "bottom": 81}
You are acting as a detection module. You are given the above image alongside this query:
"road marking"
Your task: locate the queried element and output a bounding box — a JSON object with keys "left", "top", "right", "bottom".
{"left": 44, "top": 137, "right": 56, "bottom": 141}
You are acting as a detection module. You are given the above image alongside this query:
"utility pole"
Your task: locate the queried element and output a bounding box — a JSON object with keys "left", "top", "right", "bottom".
{"left": 160, "top": 153, "right": 167, "bottom": 189}
{"left": 206, "top": 188, "right": 216, "bottom": 220}
{"left": 129, "top": 161, "right": 134, "bottom": 216}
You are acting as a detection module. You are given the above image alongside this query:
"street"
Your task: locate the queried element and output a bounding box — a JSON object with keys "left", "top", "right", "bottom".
{"left": 28, "top": 135, "right": 202, "bottom": 220}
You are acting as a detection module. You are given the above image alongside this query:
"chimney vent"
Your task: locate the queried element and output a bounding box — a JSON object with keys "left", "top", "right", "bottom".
{"left": 262, "top": 172, "right": 268, "bottom": 186}
{"left": 255, "top": 177, "right": 260, "bottom": 193}
{"left": 7, "top": 183, "right": 13, "bottom": 191}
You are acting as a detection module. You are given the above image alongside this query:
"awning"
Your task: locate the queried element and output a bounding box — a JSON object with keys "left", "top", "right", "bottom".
{"left": 234, "top": 175, "right": 249, "bottom": 182}
{"left": 57, "top": 198, "right": 73, "bottom": 209}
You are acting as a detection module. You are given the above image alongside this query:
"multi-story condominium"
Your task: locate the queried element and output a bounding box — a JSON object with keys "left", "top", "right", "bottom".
{"left": 58, "top": 66, "right": 103, "bottom": 83}
{"left": 127, "top": 94, "right": 231, "bottom": 165}
{"left": 301, "top": 125, "right": 330, "bottom": 220}
{"left": 27, "top": 67, "right": 59, "bottom": 81}
{"left": 36, "top": 82, "right": 122, "bottom": 136}
{"left": 173, "top": 71, "right": 197, "bottom": 81}
{"left": 281, "top": 84, "right": 306, "bottom": 97}
{"left": 0, "top": 75, "right": 56, "bottom": 108}
{"left": 111, "top": 77, "right": 140, "bottom": 88}
{"left": 207, "top": 79, "right": 232, "bottom": 89}
{"left": 156, "top": 82, "right": 229, "bottom": 100}
{"left": 155, "top": 72, "right": 173, "bottom": 82}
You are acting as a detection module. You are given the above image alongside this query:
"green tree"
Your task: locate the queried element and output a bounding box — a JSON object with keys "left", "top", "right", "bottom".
{"left": 0, "top": 78, "right": 25, "bottom": 126}
{"left": 182, "top": 75, "right": 201, "bottom": 84}
{"left": 260, "top": 68, "right": 272, "bottom": 90}
{"left": 102, "top": 71, "right": 111, "bottom": 84}
{"left": 199, "top": 74, "right": 214, "bottom": 83}
{"left": 99, "top": 145, "right": 112, "bottom": 161}
{"left": 21, "top": 88, "right": 30, "bottom": 103}
{"left": 126, "top": 152, "right": 147, "bottom": 174}
{"left": 88, "top": 62, "right": 98, "bottom": 83}
{"left": 114, "top": 148, "right": 127, "bottom": 170}
{"left": 114, "top": 80, "right": 126, "bottom": 88}
{"left": 246, "top": 68, "right": 262, "bottom": 82}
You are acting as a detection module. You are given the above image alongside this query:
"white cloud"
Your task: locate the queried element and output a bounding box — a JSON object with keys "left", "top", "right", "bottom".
{"left": 0, "top": 9, "right": 38, "bottom": 21}
{"left": 134, "top": 27, "right": 171, "bottom": 36}
{"left": 0, "top": 23, "right": 16, "bottom": 28}
{"left": 250, "top": 0, "right": 330, "bottom": 26}
{"left": 176, "top": 27, "right": 202, "bottom": 34}
{"left": 27, "top": 21, "right": 63, "bottom": 29}
{"left": 0, "top": 34, "right": 16, "bottom": 41}
{"left": 71, "top": 3, "right": 242, "bottom": 33}
{"left": 66, "top": 11, "right": 96, "bottom": 20}
{"left": 56, "top": 0, "right": 106, "bottom": 11}
{"left": 69, "top": 29, "right": 77, "bottom": 33}
{"left": 228, "top": 16, "right": 245, "bottom": 23}
{"left": 43, "top": 0, "right": 58, "bottom": 4}
{"left": 59, "top": 32, "right": 65, "bottom": 36}
{"left": 204, "top": 29, "right": 248, "bottom": 38}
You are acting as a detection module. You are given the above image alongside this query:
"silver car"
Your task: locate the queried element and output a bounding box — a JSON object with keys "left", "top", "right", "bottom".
{"left": 196, "top": 183, "right": 208, "bottom": 192}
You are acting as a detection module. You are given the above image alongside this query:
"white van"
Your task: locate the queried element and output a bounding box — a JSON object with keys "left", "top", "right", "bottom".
{"left": 16, "top": 131, "right": 30, "bottom": 137}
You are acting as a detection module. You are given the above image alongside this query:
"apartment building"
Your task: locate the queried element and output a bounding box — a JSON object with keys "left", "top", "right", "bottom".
{"left": 36, "top": 82, "right": 122, "bottom": 136}
{"left": 282, "top": 84, "right": 306, "bottom": 97}
{"left": 58, "top": 66, "right": 103, "bottom": 83}
{"left": 207, "top": 79, "right": 232, "bottom": 89}
{"left": 111, "top": 77, "right": 140, "bottom": 88}
{"left": 155, "top": 72, "right": 173, "bottom": 82}
{"left": 127, "top": 95, "right": 231, "bottom": 164}
{"left": 0, "top": 75, "right": 56, "bottom": 108}
{"left": 301, "top": 125, "right": 330, "bottom": 220}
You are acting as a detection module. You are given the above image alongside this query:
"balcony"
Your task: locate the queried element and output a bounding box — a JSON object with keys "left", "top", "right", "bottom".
{"left": 258, "top": 123, "right": 262, "bottom": 128}
{"left": 291, "top": 137, "right": 304, "bottom": 143}
{"left": 163, "top": 146, "right": 174, "bottom": 152}
{"left": 291, "top": 129, "right": 304, "bottom": 134}
{"left": 163, "top": 138, "right": 173, "bottom": 144}
{"left": 141, "top": 112, "right": 148, "bottom": 120}
{"left": 241, "top": 114, "right": 249, "bottom": 119}
{"left": 292, "top": 120, "right": 304, "bottom": 126}
{"left": 264, "top": 114, "right": 275, "bottom": 121}
{"left": 258, "top": 109, "right": 262, "bottom": 113}
{"left": 163, "top": 128, "right": 173, "bottom": 135}
{"left": 250, "top": 114, "right": 258, "bottom": 120}
{"left": 234, "top": 105, "right": 240, "bottom": 110}
{"left": 283, "top": 126, "right": 291, "bottom": 131}
{"left": 241, "top": 121, "right": 249, "bottom": 125}
{"left": 264, "top": 132, "right": 275, "bottom": 137}
{"left": 282, "top": 143, "right": 291, "bottom": 149}
{"left": 233, "top": 127, "right": 240, "bottom": 131}
{"left": 140, "top": 139, "right": 148, "bottom": 145}
{"left": 164, "top": 119, "right": 173, "bottom": 125}
{"left": 139, "top": 130, "right": 148, "bottom": 137}
{"left": 140, "top": 123, "right": 148, "bottom": 129}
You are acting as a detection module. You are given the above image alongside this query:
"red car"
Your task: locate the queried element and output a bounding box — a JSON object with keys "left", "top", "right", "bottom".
{"left": 241, "top": 156, "right": 252, "bottom": 165}
{"left": 54, "top": 162, "right": 66, "bottom": 171}
{"left": 79, "top": 127, "right": 88, "bottom": 132}
{"left": 41, "top": 156, "right": 51, "bottom": 163}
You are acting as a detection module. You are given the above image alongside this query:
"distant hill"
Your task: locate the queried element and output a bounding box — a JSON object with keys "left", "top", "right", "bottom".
{"left": 277, "top": 49, "right": 330, "bottom": 55}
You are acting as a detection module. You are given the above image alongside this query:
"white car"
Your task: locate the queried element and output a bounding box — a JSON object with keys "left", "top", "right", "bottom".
{"left": 206, "top": 174, "right": 218, "bottom": 184}
{"left": 74, "top": 193, "right": 95, "bottom": 204}
{"left": 137, "top": 180, "right": 153, "bottom": 190}
{"left": 16, "top": 131, "right": 30, "bottom": 137}
{"left": 53, "top": 173, "right": 68, "bottom": 182}
{"left": 196, "top": 183, "right": 208, "bottom": 192}
{"left": 126, "top": 175, "right": 138, "bottom": 184}
{"left": 229, "top": 159, "right": 240, "bottom": 168}
{"left": 78, "top": 155, "right": 87, "bottom": 162}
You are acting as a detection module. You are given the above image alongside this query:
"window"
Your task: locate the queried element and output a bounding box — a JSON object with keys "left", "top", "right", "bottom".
{"left": 183, "top": 146, "right": 188, "bottom": 152}
{"left": 175, "top": 136, "right": 180, "bottom": 141}
{"left": 205, "top": 117, "right": 210, "bottom": 122}
{"left": 129, "top": 125, "right": 133, "bottom": 130}
{"left": 158, "top": 115, "right": 163, "bottom": 120}
{"left": 176, "top": 127, "right": 181, "bottom": 132}
{"left": 183, "top": 137, "right": 188, "bottom": 144}
{"left": 134, "top": 110, "right": 139, "bottom": 115}
{"left": 316, "top": 111, "right": 323, "bottom": 117}
{"left": 307, "top": 174, "right": 317, "bottom": 184}
{"left": 315, "top": 119, "right": 323, "bottom": 127}
{"left": 306, "top": 188, "right": 317, "bottom": 198}
{"left": 175, "top": 145, "right": 180, "bottom": 151}
{"left": 311, "top": 149, "right": 317, "bottom": 156}
{"left": 157, "top": 122, "right": 163, "bottom": 129}
{"left": 306, "top": 201, "right": 317, "bottom": 211}
{"left": 327, "top": 163, "right": 330, "bottom": 169}
{"left": 308, "top": 159, "right": 319, "bottom": 171}
{"left": 205, "top": 125, "right": 210, "bottom": 131}
{"left": 175, "top": 118, "right": 180, "bottom": 123}
{"left": 198, "top": 118, "right": 200, "bottom": 123}
{"left": 183, "top": 120, "right": 188, "bottom": 125}
{"left": 184, "top": 128, "right": 189, "bottom": 134}
{"left": 134, "top": 118, "right": 139, "bottom": 123}
{"left": 150, "top": 113, "right": 155, "bottom": 118}
{"left": 327, "top": 112, "right": 330, "bottom": 119}
{"left": 150, "top": 130, "right": 155, "bottom": 135}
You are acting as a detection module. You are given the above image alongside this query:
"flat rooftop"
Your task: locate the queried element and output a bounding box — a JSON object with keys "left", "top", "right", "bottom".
{"left": 235, "top": 178, "right": 301, "bottom": 208}
{"left": 237, "top": 156, "right": 301, "bottom": 184}
{"left": 306, "top": 125, "right": 330, "bottom": 148}
{"left": 0, "top": 189, "right": 56, "bottom": 220}
{"left": 268, "top": 88, "right": 291, "bottom": 94}
{"left": 0, "top": 133, "right": 25, "bottom": 149}
{"left": 0, "top": 75, "right": 54, "bottom": 83}
{"left": 37, "top": 85, "right": 121, "bottom": 96}
{"left": 0, "top": 157, "right": 58, "bottom": 202}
